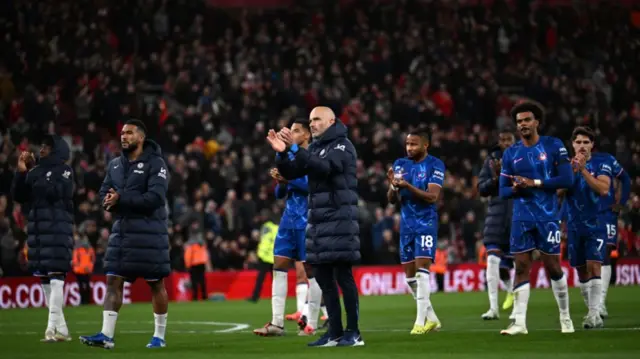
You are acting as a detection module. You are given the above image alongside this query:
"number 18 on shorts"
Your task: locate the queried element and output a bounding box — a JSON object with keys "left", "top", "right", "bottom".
{"left": 400, "top": 232, "right": 437, "bottom": 263}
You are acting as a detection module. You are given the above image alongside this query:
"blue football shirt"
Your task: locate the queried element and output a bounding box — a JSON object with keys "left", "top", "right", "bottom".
{"left": 565, "top": 155, "right": 613, "bottom": 230}
{"left": 500, "top": 136, "right": 571, "bottom": 222}
{"left": 393, "top": 155, "right": 445, "bottom": 235}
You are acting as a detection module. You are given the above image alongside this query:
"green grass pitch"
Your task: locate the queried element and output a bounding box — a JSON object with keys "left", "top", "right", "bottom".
{"left": 0, "top": 286, "right": 638, "bottom": 359}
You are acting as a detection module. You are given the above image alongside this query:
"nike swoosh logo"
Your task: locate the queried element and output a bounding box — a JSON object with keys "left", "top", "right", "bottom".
{"left": 514, "top": 158, "right": 523, "bottom": 164}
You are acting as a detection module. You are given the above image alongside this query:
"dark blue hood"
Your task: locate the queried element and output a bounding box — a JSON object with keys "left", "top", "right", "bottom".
{"left": 314, "top": 119, "right": 348, "bottom": 145}
{"left": 39, "top": 135, "right": 70, "bottom": 166}
{"left": 141, "top": 139, "right": 163, "bottom": 159}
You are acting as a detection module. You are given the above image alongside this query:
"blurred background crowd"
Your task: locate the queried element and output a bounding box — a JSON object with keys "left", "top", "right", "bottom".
{"left": 1, "top": 0, "right": 639, "bottom": 278}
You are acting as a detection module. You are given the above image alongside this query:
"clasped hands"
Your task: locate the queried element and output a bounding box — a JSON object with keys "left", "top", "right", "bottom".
{"left": 103, "top": 188, "right": 120, "bottom": 211}
{"left": 266, "top": 128, "right": 294, "bottom": 153}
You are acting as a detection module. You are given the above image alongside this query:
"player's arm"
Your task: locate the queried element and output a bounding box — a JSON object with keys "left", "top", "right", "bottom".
{"left": 287, "top": 176, "right": 309, "bottom": 194}
{"left": 387, "top": 162, "right": 400, "bottom": 204}
{"left": 275, "top": 183, "right": 288, "bottom": 199}
{"left": 403, "top": 161, "right": 445, "bottom": 204}
{"left": 477, "top": 157, "right": 498, "bottom": 197}
{"left": 275, "top": 151, "right": 308, "bottom": 180}
{"left": 616, "top": 167, "right": 631, "bottom": 206}
{"left": 579, "top": 162, "right": 611, "bottom": 197}
{"left": 498, "top": 150, "right": 519, "bottom": 198}
{"left": 290, "top": 142, "right": 350, "bottom": 179}
{"left": 118, "top": 158, "right": 169, "bottom": 210}
{"left": 44, "top": 165, "right": 74, "bottom": 201}
{"left": 538, "top": 140, "right": 573, "bottom": 189}
{"left": 99, "top": 166, "right": 117, "bottom": 211}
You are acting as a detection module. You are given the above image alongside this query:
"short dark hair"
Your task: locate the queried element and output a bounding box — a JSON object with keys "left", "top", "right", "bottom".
{"left": 510, "top": 100, "right": 546, "bottom": 125}
{"left": 125, "top": 119, "right": 147, "bottom": 136}
{"left": 498, "top": 126, "right": 516, "bottom": 137}
{"left": 292, "top": 118, "right": 311, "bottom": 133}
{"left": 571, "top": 126, "right": 596, "bottom": 143}
{"left": 409, "top": 127, "right": 431, "bottom": 143}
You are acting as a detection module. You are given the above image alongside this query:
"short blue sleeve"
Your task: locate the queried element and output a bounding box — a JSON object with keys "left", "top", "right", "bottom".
{"left": 429, "top": 160, "right": 445, "bottom": 187}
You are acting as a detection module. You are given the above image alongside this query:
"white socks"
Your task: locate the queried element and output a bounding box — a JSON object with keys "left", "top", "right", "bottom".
{"left": 307, "top": 277, "right": 323, "bottom": 328}
{"left": 48, "top": 279, "right": 68, "bottom": 336}
{"left": 41, "top": 282, "right": 51, "bottom": 308}
{"left": 601, "top": 265, "right": 611, "bottom": 308}
{"left": 271, "top": 270, "right": 288, "bottom": 327}
{"left": 102, "top": 310, "right": 118, "bottom": 338}
{"left": 295, "top": 283, "right": 308, "bottom": 314}
{"left": 415, "top": 269, "right": 433, "bottom": 326}
{"left": 588, "top": 277, "right": 602, "bottom": 317}
{"left": 321, "top": 305, "right": 328, "bottom": 318}
{"left": 551, "top": 275, "right": 570, "bottom": 317}
{"left": 153, "top": 313, "right": 167, "bottom": 340}
{"left": 406, "top": 277, "right": 418, "bottom": 299}
{"left": 513, "top": 282, "right": 530, "bottom": 326}
{"left": 579, "top": 280, "right": 590, "bottom": 308}
{"left": 486, "top": 255, "right": 501, "bottom": 312}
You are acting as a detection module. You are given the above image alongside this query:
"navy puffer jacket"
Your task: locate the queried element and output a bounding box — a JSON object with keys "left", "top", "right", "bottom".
{"left": 101, "top": 139, "right": 170, "bottom": 279}
{"left": 477, "top": 148, "right": 512, "bottom": 247}
{"left": 276, "top": 120, "right": 360, "bottom": 264}
{"left": 12, "top": 135, "right": 74, "bottom": 274}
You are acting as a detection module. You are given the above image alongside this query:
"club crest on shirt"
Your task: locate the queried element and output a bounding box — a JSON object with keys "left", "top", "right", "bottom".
{"left": 539, "top": 152, "right": 547, "bottom": 161}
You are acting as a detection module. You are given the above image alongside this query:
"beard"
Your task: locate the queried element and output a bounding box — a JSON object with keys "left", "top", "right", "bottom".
{"left": 121, "top": 142, "right": 138, "bottom": 154}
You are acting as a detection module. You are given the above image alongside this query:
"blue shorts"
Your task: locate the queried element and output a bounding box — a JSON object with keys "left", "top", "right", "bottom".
{"left": 106, "top": 272, "right": 163, "bottom": 283}
{"left": 274, "top": 228, "right": 306, "bottom": 261}
{"left": 400, "top": 231, "right": 437, "bottom": 263}
{"left": 568, "top": 226, "right": 606, "bottom": 268}
{"left": 485, "top": 243, "right": 514, "bottom": 269}
{"left": 601, "top": 216, "right": 618, "bottom": 247}
{"left": 510, "top": 221, "right": 561, "bottom": 255}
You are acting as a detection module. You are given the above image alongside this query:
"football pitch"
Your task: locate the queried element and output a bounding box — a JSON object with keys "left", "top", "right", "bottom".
{"left": 0, "top": 286, "right": 639, "bottom": 359}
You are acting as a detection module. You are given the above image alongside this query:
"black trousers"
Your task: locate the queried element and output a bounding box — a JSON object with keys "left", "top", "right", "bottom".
{"left": 76, "top": 274, "right": 91, "bottom": 305}
{"left": 250, "top": 259, "right": 273, "bottom": 301}
{"left": 189, "top": 264, "right": 207, "bottom": 301}
{"left": 313, "top": 263, "right": 360, "bottom": 337}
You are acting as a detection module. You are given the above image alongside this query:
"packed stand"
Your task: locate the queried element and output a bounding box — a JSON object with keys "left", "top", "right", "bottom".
{"left": 1, "top": 0, "right": 640, "bottom": 278}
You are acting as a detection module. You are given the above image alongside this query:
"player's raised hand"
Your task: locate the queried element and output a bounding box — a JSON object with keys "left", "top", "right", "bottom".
{"left": 278, "top": 128, "right": 294, "bottom": 146}
{"left": 392, "top": 177, "right": 409, "bottom": 189}
{"left": 17, "top": 152, "right": 35, "bottom": 172}
{"left": 573, "top": 153, "right": 587, "bottom": 170}
{"left": 269, "top": 168, "right": 287, "bottom": 183}
{"left": 386, "top": 167, "right": 395, "bottom": 183}
{"left": 267, "top": 129, "right": 286, "bottom": 152}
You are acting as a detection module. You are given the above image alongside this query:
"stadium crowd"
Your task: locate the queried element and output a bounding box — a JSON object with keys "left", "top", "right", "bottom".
{"left": 1, "top": 0, "right": 639, "bottom": 278}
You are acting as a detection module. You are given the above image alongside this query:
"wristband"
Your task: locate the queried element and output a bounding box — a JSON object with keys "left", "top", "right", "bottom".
{"left": 534, "top": 179, "right": 541, "bottom": 187}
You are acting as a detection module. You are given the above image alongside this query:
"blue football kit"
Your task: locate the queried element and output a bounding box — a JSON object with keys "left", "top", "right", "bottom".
{"left": 499, "top": 136, "right": 573, "bottom": 255}
{"left": 564, "top": 155, "right": 613, "bottom": 267}
{"left": 393, "top": 155, "right": 445, "bottom": 263}
{"left": 593, "top": 152, "right": 631, "bottom": 247}
{"left": 274, "top": 173, "right": 308, "bottom": 261}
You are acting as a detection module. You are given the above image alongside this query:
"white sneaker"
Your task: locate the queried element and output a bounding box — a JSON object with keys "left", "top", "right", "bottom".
{"left": 500, "top": 323, "right": 528, "bottom": 336}
{"left": 40, "top": 329, "right": 56, "bottom": 342}
{"left": 599, "top": 305, "right": 608, "bottom": 319}
{"left": 560, "top": 315, "right": 575, "bottom": 333}
{"left": 594, "top": 315, "right": 604, "bottom": 328}
{"left": 481, "top": 309, "right": 499, "bottom": 320}
{"left": 582, "top": 315, "right": 596, "bottom": 329}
